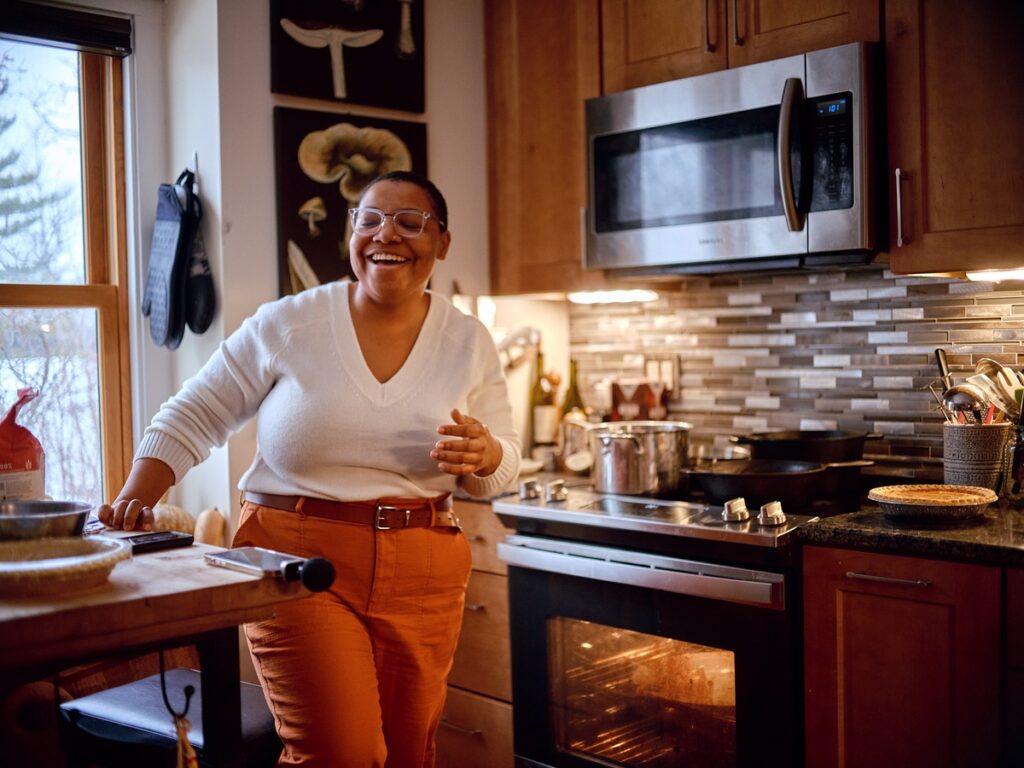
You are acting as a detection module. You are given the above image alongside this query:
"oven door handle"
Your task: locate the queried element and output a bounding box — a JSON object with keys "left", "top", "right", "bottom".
{"left": 497, "top": 539, "right": 784, "bottom": 610}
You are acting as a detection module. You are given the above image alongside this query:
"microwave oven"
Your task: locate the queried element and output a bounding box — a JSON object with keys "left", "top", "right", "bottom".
{"left": 585, "top": 42, "right": 883, "bottom": 274}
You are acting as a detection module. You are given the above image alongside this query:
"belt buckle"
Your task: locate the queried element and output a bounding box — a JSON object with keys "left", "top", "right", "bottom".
{"left": 375, "top": 504, "right": 409, "bottom": 530}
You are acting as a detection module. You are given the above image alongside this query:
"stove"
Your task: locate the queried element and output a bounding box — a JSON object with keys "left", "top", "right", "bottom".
{"left": 494, "top": 478, "right": 813, "bottom": 768}
{"left": 492, "top": 483, "right": 816, "bottom": 549}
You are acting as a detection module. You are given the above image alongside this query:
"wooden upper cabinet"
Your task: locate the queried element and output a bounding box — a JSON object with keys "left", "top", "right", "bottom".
{"left": 600, "top": 0, "right": 727, "bottom": 91}
{"left": 728, "top": 0, "right": 880, "bottom": 68}
{"left": 885, "top": 0, "right": 1024, "bottom": 274}
{"left": 485, "top": 0, "right": 611, "bottom": 294}
{"left": 600, "top": 0, "right": 880, "bottom": 93}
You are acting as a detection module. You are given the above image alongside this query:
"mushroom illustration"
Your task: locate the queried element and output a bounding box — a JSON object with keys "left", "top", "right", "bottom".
{"left": 280, "top": 19, "right": 383, "bottom": 99}
{"left": 396, "top": 0, "right": 416, "bottom": 60}
{"left": 298, "top": 197, "right": 327, "bottom": 238}
{"left": 297, "top": 122, "right": 412, "bottom": 257}
{"left": 287, "top": 240, "right": 321, "bottom": 294}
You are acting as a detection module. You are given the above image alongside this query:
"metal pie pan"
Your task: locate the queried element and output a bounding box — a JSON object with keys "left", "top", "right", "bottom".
{"left": 867, "top": 484, "right": 998, "bottom": 519}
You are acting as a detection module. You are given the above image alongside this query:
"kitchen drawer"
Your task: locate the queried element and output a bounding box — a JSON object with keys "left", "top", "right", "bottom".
{"left": 436, "top": 685, "right": 513, "bottom": 768}
{"left": 454, "top": 500, "right": 512, "bottom": 575}
{"left": 449, "top": 570, "right": 511, "bottom": 702}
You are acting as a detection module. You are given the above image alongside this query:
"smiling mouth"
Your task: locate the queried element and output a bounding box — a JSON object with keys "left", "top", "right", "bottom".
{"left": 369, "top": 253, "right": 410, "bottom": 264}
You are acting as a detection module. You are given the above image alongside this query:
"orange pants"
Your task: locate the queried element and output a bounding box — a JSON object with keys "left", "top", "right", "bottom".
{"left": 233, "top": 501, "right": 471, "bottom": 767}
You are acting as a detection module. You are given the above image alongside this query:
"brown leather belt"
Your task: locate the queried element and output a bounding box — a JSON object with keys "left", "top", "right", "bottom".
{"left": 241, "top": 491, "right": 459, "bottom": 530}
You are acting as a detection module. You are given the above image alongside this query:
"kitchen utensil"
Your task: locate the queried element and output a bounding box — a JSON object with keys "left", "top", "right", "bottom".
{"left": 935, "top": 348, "right": 953, "bottom": 390}
{"left": 0, "top": 499, "right": 92, "bottom": 540}
{"left": 868, "top": 484, "right": 997, "bottom": 520}
{"left": 0, "top": 536, "right": 131, "bottom": 595}
{"left": 730, "top": 430, "right": 879, "bottom": 464}
{"left": 942, "top": 384, "right": 987, "bottom": 423}
{"left": 589, "top": 420, "right": 692, "bottom": 496}
{"left": 965, "top": 374, "right": 1018, "bottom": 418}
{"left": 686, "top": 459, "right": 826, "bottom": 510}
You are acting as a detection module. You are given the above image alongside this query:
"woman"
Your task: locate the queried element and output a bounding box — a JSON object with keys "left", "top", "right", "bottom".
{"left": 98, "top": 170, "right": 521, "bottom": 767}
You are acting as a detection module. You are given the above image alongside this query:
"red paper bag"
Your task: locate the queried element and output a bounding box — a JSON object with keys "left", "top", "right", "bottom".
{"left": 0, "top": 388, "right": 45, "bottom": 500}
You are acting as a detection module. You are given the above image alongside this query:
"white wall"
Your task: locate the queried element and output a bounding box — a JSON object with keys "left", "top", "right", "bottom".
{"left": 162, "top": 0, "right": 493, "bottom": 523}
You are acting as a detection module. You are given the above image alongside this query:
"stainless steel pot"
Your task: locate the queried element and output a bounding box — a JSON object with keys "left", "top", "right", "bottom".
{"left": 589, "top": 420, "right": 692, "bottom": 495}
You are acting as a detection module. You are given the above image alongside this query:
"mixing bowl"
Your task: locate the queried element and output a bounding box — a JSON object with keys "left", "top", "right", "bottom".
{"left": 0, "top": 500, "right": 93, "bottom": 540}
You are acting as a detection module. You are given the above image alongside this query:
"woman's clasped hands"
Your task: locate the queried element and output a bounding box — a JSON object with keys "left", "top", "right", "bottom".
{"left": 432, "top": 408, "right": 502, "bottom": 477}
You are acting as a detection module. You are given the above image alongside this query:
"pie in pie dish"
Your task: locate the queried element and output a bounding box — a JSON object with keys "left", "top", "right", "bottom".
{"left": 868, "top": 484, "right": 998, "bottom": 518}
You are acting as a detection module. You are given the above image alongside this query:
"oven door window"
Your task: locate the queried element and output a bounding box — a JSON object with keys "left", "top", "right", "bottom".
{"left": 548, "top": 617, "right": 736, "bottom": 768}
{"left": 592, "top": 105, "right": 801, "bottom": 233}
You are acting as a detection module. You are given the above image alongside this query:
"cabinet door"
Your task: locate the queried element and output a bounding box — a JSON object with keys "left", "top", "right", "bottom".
{"left": 886, "top": 0, "right": 1024, "bottom": 274}
{"left": 803, "top": 546, "right": 1000, "bottom": 768}
{"left": 454, "top": 500, "right": 512, "bottom": 576}
{"left": 600, "top": 0, "right": 727, "bottom": 92}
{"left": 436, "top": 686, "right": 513, "bottom": 768}
{"left": 449, "top": 570, "right": 511, "bottom": 702}
{"left": 485, "top": 0, "right": 611, "bottom": 295}
{"left": 728, "top": 0, "right": 880, "bottom": 68}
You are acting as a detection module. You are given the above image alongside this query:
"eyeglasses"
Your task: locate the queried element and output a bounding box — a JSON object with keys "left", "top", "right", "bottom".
{"left": 348, "top": 207, "right": 444, "bottom": 238}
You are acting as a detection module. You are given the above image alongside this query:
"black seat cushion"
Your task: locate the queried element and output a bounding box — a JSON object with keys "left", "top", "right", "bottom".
{"left": 61, "top": 668, "right": 280, "bottom": 766}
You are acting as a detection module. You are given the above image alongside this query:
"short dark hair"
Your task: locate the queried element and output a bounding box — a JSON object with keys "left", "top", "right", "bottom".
{"left": 360, "top": 170, "right": 448, "bottom": 232}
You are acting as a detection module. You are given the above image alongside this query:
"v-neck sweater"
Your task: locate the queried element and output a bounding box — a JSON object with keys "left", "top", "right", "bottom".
{"left": 136, "top": 281, "right": 521, "bottom": 501}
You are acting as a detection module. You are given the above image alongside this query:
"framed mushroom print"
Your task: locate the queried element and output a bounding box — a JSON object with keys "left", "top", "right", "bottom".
{"left": 271, "top": 0, "right": 425, "bottom": 113}
{"left": 273, "top": 106, "right": 427, "bottom": 296}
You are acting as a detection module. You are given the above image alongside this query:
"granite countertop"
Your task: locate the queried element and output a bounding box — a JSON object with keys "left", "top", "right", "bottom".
{"left": 800, "top": 504, "right": 1024, "bottom": 568}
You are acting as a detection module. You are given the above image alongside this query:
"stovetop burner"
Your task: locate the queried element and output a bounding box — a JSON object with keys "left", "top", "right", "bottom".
{"left": 492, "top": 487, "right": 817, "bottom": 548}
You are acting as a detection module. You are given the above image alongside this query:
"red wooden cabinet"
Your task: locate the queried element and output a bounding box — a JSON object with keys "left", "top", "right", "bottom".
{"left": 803, "top": 546, "right": 1001, "bottom": 768}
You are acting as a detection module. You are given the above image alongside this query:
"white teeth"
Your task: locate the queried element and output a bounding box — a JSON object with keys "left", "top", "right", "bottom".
{"left": 370, "top": 253, "right": 408, "bottom": 263}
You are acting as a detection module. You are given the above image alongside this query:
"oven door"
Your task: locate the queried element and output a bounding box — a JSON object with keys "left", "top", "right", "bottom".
{"left": 499, "top": 535, "right": 803, "bottom": 768}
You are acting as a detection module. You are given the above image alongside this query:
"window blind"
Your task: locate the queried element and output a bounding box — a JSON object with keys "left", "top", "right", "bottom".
{"left": 0, "top": 1, "right": 132, "bottom": 57}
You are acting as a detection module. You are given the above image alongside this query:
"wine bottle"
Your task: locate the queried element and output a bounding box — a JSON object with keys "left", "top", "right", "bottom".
{"left": 559, "top": 359, "right": 586, "bottom": 420}
{"left": 531, "top": 352, "right": 558, "bottom": 446}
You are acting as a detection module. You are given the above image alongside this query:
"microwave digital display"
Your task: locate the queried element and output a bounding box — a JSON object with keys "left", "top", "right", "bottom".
{"left": 816, "top": 98, "right": 848, "bottom": 116}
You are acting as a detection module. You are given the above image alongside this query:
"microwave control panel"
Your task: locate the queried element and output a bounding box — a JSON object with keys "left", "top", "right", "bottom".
{"left": 808, "top": 91, "right": 854, "bottom": 212}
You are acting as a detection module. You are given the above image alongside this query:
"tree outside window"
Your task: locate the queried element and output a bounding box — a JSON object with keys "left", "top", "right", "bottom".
{"left": 0, "top": 39, "right": 131, "bottom": 504}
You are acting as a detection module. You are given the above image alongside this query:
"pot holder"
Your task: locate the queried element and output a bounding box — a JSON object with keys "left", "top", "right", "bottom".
{"left": 142, "top": 169, "right": 213, "bottom": 348}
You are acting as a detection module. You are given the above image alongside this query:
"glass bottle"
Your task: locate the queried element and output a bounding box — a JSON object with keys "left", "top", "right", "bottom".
{"left": 559, "top": 359, "right": 586, "bottom": 420}
{"left": 530, "top": 352, "right": 558, "bottom": 447}
{"left": 1003, "top": 420, "right": 1024, "bottom": 507}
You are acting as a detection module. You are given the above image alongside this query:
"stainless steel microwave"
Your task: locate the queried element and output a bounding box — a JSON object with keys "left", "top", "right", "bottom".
{"left": 585, "top": 42, "right": 882, "bottom": 273}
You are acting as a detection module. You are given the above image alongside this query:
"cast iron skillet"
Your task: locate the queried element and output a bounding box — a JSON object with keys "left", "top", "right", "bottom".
{"left": 685, "top": 459, "right": 825, "bottom": 511}
{"left": 731, "top": 430, "right": 881, "bottom": 464}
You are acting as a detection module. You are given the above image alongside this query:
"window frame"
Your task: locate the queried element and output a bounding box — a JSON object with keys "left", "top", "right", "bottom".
{"left": 0, "top": 51, "right": 132, "bottom": 501}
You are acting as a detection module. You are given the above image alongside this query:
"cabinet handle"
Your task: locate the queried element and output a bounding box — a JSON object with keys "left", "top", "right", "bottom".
{"left": 845, "top": 570, "right": 931, "bottom": 588}
{"left": 579, "top": 206, "right": 588, "bottom": 268}
{"left": 440, "top": 716, "right": 483, "bottom": 737}
{"left": 895, "top": 167, "right": 910, "bottom": 246}
{"left": 703, "top": 0, "right": 716, "bottom": 52}
{"left": 464, "top": 602, "right": 487, "bottom": 612}
{"left": 732, "top": 0, "right": 743, "bottom": 46}
{"left": 466, "top": 534, "right": 485, "bottom": 543}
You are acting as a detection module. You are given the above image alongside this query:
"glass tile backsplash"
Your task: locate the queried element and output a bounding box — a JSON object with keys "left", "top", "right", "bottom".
{"left": 569, "top": 266, "right": 1024, "bottom": 481}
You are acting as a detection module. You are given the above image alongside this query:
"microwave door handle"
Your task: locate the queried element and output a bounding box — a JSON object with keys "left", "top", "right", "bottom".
{"left": 777, "top": 77, "right": 804, "bottom": 231}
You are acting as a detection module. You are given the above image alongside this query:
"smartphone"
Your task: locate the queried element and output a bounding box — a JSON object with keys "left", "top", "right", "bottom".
{"left": 124, "top": 530, "right": 194, "bottom": 554}
{"left": 204, "top": 546, "right": 305, "bottom": 579}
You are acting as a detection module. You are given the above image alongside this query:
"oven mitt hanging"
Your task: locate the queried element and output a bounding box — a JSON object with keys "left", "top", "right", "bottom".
{"left": 142, "top": 169, "right": 214, "bottom": 348}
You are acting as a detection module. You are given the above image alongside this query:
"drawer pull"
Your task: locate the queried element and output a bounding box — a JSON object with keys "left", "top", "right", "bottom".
{"left": 466, "top": 534, "right": 485, "bottom": 543}
{"left": 845, "top": 571, "right": 932, "bottom": 588}
{"left": 440, "top": 716, "right": 483, "bottom": 737}
{"left": 464, "top": 602, "right": 487, "bottom": 612}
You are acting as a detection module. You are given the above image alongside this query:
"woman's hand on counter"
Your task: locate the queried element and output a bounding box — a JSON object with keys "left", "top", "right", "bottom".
{"left": 95, "top": 457, "right": 175, "bottom": 531}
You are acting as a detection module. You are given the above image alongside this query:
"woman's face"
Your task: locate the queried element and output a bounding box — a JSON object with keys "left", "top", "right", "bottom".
{"left": 349, "top": 180, "right": 450, "bottom": 307}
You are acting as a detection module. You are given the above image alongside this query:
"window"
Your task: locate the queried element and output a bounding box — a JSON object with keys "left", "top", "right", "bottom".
{"left": 0, "top": 39, "right": 131, "bottom": 504}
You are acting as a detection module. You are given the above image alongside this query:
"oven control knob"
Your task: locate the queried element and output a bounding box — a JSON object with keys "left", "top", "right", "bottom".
{"left": 545, "top": 479, "right": 569, "bottom": 503}
{"left": 519, "top": 479, "right": 541, "bottom": 500}
{"left": 758, "top": 501, "right": 787, "bottom": 526}
{"left": 722, "top": 497, "right": 750, "bottom": 522}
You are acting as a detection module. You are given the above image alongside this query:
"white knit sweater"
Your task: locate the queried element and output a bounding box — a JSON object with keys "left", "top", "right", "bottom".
{"left": 136, "top": 281, "right": 521, "bottom": 501}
